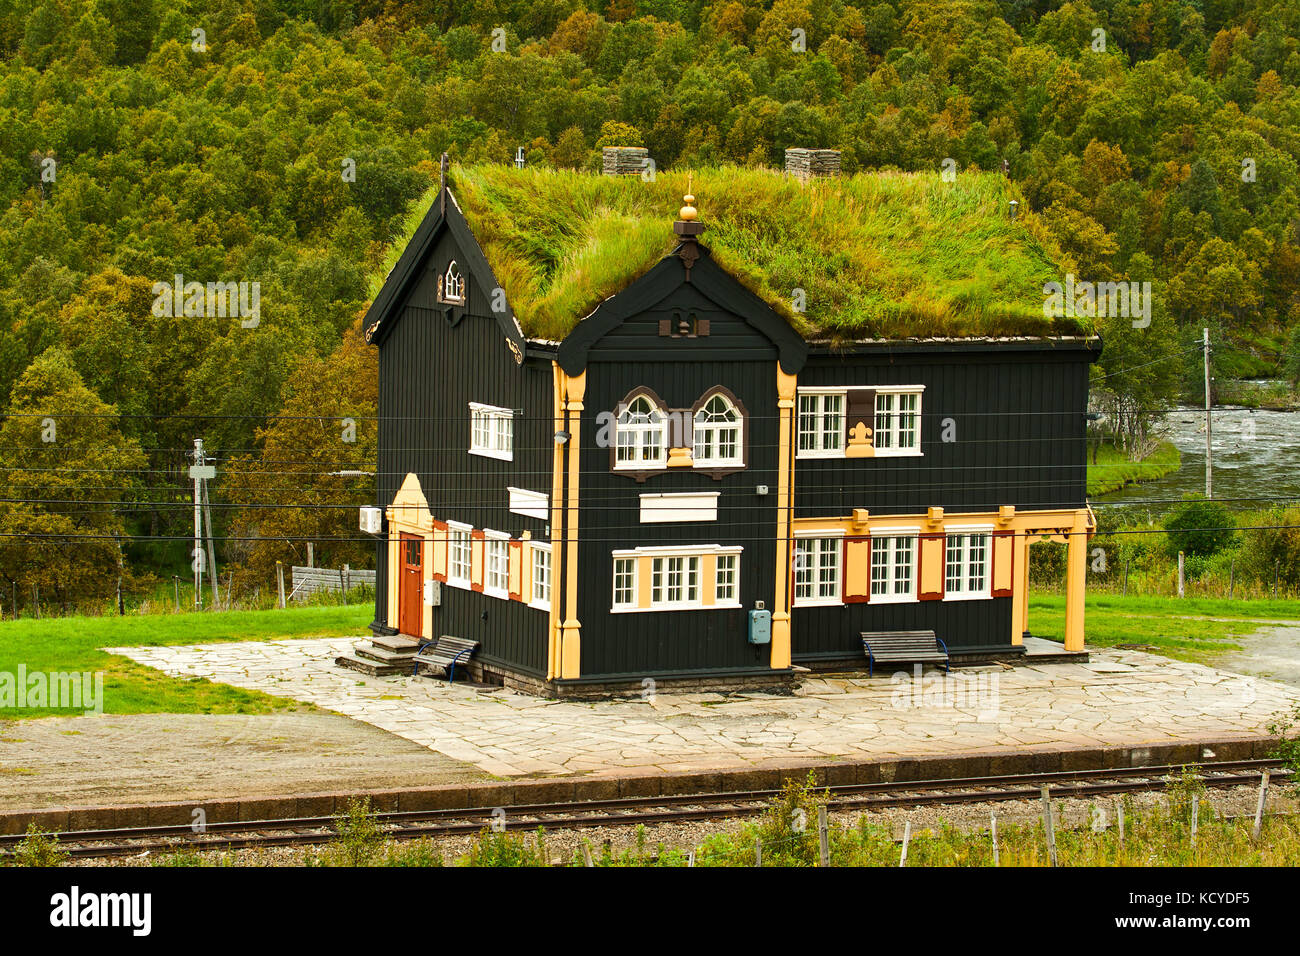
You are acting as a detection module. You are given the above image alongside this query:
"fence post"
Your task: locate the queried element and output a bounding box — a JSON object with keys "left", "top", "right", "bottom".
{"left": 1122, "top": 558, "right": 1128, "bottom": 596}
{"left": 1274, "top": 561, "right": 1280, "bottom": 599}
{"left": 1177, "top": 551, "right": 1185, "bottom": 598}
{"left": 276, "top": 561, "right": 286, "bottom": 609}
{"left": 1190, "top": 794, "right": 1198, "bottom": 850}
{"left": 899, "top": 820, "right": 911, "bottom": 867}
{"left": 1117, "top": 801, "right": 1124, "bottom": 850}
{"left": 340, "top": 567, "right": 349, "bottom": 605}
{"left": 32, "top": 583, "right": 39, "bottom": 619}
{"left": 991, "top": 813, "right": 999, "bottom": 867}
{"left": 1041, "top": 787, "right": 1058, "bottom": 867}
{"left": 307, "top": 542, "right": 314, "bottom": 568}
{"left": 1228, "top": 560, "right": 1234, "bottom": 600}
{"left": 173, "top": 576, "right": 180, "bottom": 612}
{"left": 1253, "top": 770, "right": 1270, "bottom": 840}
{"left": 754, "top": 839, "right": 762, "bottom": 867}
{"left": 817, "top": 805, "right": 829, "bottom": 866}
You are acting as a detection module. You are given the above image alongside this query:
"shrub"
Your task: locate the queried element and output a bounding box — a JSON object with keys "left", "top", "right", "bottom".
{"left": 1240, "top": 505, "right": 1300, "bottom": 589}
{"left": 9, "top": 824, "right": 67, "bottom": 867}
{"left": 332, "top": 797, "right": 383, "bottom": 866}
{"left": 1164, "top": 496, "right": 1236, "bottom": 558}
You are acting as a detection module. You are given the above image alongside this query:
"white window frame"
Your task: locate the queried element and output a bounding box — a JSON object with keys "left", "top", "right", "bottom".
{"left": 715, "top": 552, "right": 739, "bottom": 605}
{"left": 483, "top": 529, "right": 510, "bottom": 599}
{"left": 944, "top": 525, "right": 992, "bottom": 601}
{"left": 610, "top": 545, "right": 742, "bottom": 612}
{"left": 872, "top": 387, "right": 924, "bottom": 457}
{"left": 614, "top": 394, "right": 668, "bottom": 470}
{"left": 469, "top": 402, "right": 513, "bottom": 461}
{"left": 651, "top": 554, "right": 700, "bottom": 608}
{"left": 442, "top": 260, "right": 465, "bottom": 303}
{"left": 446, "top": 521, "right": 472, "bottom": 589}
{"left": 529, "top": 542, "right": 552, "bottom": 611}
{"left": 796, "top": 390, "right": 844, "bottom": 458}
{"left": 792, "top": 531, "right": 844, "bottom": 607}
{"left": 870, "top": 529, "right": 918, "bottom": 603}
{"left": 612, "top": 556, "right": 637, "bottom": 609}
{"left": 693, "top": 392, "right": 743, "bottom": 467}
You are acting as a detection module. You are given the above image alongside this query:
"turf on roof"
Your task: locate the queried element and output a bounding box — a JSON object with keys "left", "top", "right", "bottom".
{"left": 374, "top": 165, "right": 1084, "bottom": 344}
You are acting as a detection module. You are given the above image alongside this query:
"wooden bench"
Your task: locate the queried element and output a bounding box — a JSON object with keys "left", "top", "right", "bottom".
{"left": 413, "top": 635, "right": 480, "bottom": 684}
{"left": 860, "top": 630, "right": 949, "bottom": 677}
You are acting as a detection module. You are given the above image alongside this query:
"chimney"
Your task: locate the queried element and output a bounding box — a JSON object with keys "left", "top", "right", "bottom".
{"left": 602, "top": 146, "right": 649, "bottom": 176}
{"left": 673, "top": 183, "right": 705, "bottom": 281}
{"left": 785, "top": 148, "right": 841, "bottom": 181}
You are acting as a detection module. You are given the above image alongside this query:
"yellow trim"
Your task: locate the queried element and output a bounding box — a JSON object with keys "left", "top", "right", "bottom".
{"left": 548, "top": 364, "right": 565, "bottom": 679}
{"left": 918, "top": 533, "right": 944, "bottom": 596}
{"left": 666, "top": 447, "right": 693, "bottom": 467}
{"left": 636, "top": 556, "right": 652, "bottom": 609}
{"left": 844, "top": 420, "right": 875, "bottom": 458}
{"left": 385, "top": 473, "right": 433, "bottom": 631}
{"left": 701, "top": 552, "right": 717, "bottom": 605}
{"left": 844, "top": 536, "right": 871, "bottom": 601}
{"left": 791, "top": 505, "right": 1093, "bottom": 649}
{"left": 771, "top": 367, "right": 797, "bottom": 669}
{"left": 560, "top": 370, "right": 586, "bottom": 679}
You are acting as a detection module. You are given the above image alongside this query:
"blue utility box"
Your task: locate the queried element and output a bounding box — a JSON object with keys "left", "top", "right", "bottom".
{"left": 748, "top": 608, "right": 772, "bottom": 645}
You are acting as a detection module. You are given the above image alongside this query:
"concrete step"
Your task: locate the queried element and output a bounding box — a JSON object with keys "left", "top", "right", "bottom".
{"left": 371, "top": 633, "right": 420, "bottom": 653}
{"left": 355, "top": 644, "right": 416, "bottom": 665}
{"left": 335, "top": 654, "right": 409, "bottom": 678}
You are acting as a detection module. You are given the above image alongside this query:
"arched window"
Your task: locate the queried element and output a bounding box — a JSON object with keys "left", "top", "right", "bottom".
{"left": 615, "top": 394, "right": 668, "bottom": 468}
{"left": 693, "top": 390, "right": 744, "bottom": 468}
{"left": 440, "top": 261, "right": 465, "bottom": 303}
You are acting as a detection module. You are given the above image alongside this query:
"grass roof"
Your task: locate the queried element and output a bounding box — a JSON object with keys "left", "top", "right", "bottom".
{"left": 373, "top": 165, "right": 1085, "bottom": 344}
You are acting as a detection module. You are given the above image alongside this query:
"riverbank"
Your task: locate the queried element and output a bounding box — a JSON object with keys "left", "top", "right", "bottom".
{"left": 1215, "top": 378, "right": 1299, "bottom": 411}
{"left": 1086, "top": 440, "right": 1180, "bottom": 497}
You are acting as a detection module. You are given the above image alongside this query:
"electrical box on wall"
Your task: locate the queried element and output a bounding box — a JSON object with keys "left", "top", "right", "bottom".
{"left": 748, "top": 608, "right": 771, "bottom": 645}
{"left": 423, "top": 580, "right": 441, "bottom": 607}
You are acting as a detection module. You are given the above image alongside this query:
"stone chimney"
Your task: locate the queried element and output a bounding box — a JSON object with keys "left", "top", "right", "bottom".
{"left": 602, "top": 146, "right": 649, "bottom": 176}
{"left": 785, "top": 148, "right": 841, "bottom": 180}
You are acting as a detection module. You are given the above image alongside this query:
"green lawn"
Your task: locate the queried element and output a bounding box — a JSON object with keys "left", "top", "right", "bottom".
{"left": 1031, "top": 593, "right": 1300, "bottom": 663}
{"left": 1085, "top": 440, "right": 1180, "bottom": 496}
{"left": 0, "top": 605, "right": 371, "bottom": 719}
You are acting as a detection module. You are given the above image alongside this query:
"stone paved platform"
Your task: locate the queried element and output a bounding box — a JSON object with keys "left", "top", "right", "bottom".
{"left": 104, "top": 638, "right": 1300, "bottom": 779}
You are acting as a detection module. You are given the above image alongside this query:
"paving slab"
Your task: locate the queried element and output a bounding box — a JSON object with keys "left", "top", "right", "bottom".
{"left": 75, "top": 637, "right": 1300, "bottom": 786}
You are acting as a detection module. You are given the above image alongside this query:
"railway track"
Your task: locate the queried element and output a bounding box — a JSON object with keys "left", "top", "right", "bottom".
{"left": 3, "top": 758, "right": 1288, "bottom": 861}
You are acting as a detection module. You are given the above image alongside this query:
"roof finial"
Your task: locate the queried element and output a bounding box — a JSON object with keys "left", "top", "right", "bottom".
{"left": 679, "top": 173, "right": 697, "bottom": 221}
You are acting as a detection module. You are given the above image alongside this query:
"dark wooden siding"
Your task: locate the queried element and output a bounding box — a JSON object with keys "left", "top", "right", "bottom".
{"left": 374, "top": 228, "right": 551, "bottom": 676}
{"left": 795, "top": 347, "right": 1093, "bottom": 516}
{"left": 793, "top": 598, "right": 1013, "bottom": 661}
{"left": 572, "top": 279, "right": 782, "bottom": 679}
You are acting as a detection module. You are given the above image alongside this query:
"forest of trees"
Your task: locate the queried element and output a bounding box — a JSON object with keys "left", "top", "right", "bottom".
{"left": 0, "top": 0, "right": 1297, "bottom": 608}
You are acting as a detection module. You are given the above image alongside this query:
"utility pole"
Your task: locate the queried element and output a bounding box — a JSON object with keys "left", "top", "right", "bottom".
{"left": 189, "top": 439, "right": 217, "bottom": 609}
{"left": 201, "top": 467, "right": 219, "bottom": 607}
{"left": 1203, "top": 327, "right": 1213, "bottom": 499}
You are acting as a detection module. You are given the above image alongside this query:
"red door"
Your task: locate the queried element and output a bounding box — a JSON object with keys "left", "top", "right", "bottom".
{"left": 399, "top": 533, "right": 422, "bottom": 638}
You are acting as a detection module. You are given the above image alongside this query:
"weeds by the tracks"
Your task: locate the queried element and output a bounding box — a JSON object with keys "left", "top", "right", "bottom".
{"left": 4, "top": 823, "right": 68, "bottom": 867}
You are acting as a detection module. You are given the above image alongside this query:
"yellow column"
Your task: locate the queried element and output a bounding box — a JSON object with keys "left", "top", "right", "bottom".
{"left": 771, "top": 367, "right": 797, "bottom": 669}
{"left": 1063, "top": 514, "right": 1087, "bottom": 652}
{"left": 547, "top": 364, "right": 565, "bottom": 679}
{"left": 559, "top": 371, "right": 586, "bottom": 679}
{"left": 1010, "top": 530, "right": 1027, "bottom": 646}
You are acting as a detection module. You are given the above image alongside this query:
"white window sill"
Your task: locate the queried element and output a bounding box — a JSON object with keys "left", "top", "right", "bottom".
{"left": 943, "top": 591, "right": 991, "bottom": 602}
{"left": 470, "top": 448, "right": 513, "bottom": 462}
{"left": 614, "top": 461, "right": 667, "bottom": 471}
{"left": 795, "top": 449, "right": 844, "bottom": 460}
{"left": 869, "top": 593, "right": 918, "bottom": 604}
{"left": 871, "top": 448, "right": 923, "bottom": 458}
{"left": 484, "top": 586, "right": 509, "bottom": 600}
{"left": 793, "top": 598, "right": 843, "bottom": 608}
{"left": 529, "top": 598, "right": 551, "bottom": 612}
{"left": 447, "top": 577, "right": 472, "bottom": 591}
{"left": 693, "top": 459, "right": 744, "bottom": 469}
{"left": 610, "top": 601, "right": 743, "bottom": 613}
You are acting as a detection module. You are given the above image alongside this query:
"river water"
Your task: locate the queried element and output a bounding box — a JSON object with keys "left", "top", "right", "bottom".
{"left": 1095, "top": 403, "right": 1300, "bottom": 509}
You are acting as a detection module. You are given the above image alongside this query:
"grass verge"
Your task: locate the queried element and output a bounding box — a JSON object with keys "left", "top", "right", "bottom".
{"left": 0, "top": 605, "right": 371, "bottom": 718}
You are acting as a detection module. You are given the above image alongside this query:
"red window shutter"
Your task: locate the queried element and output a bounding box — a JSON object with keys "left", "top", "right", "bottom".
{"left": 431, "top": 520, "right": 448, "bottom": 582}
{"left": 470, "top": 529, "right": 485, "bottom": 593}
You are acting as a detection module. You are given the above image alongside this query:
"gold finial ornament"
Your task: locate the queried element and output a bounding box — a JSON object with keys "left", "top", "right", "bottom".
{"left": 679, "top": 173, "right": 697, "bottom": 221}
